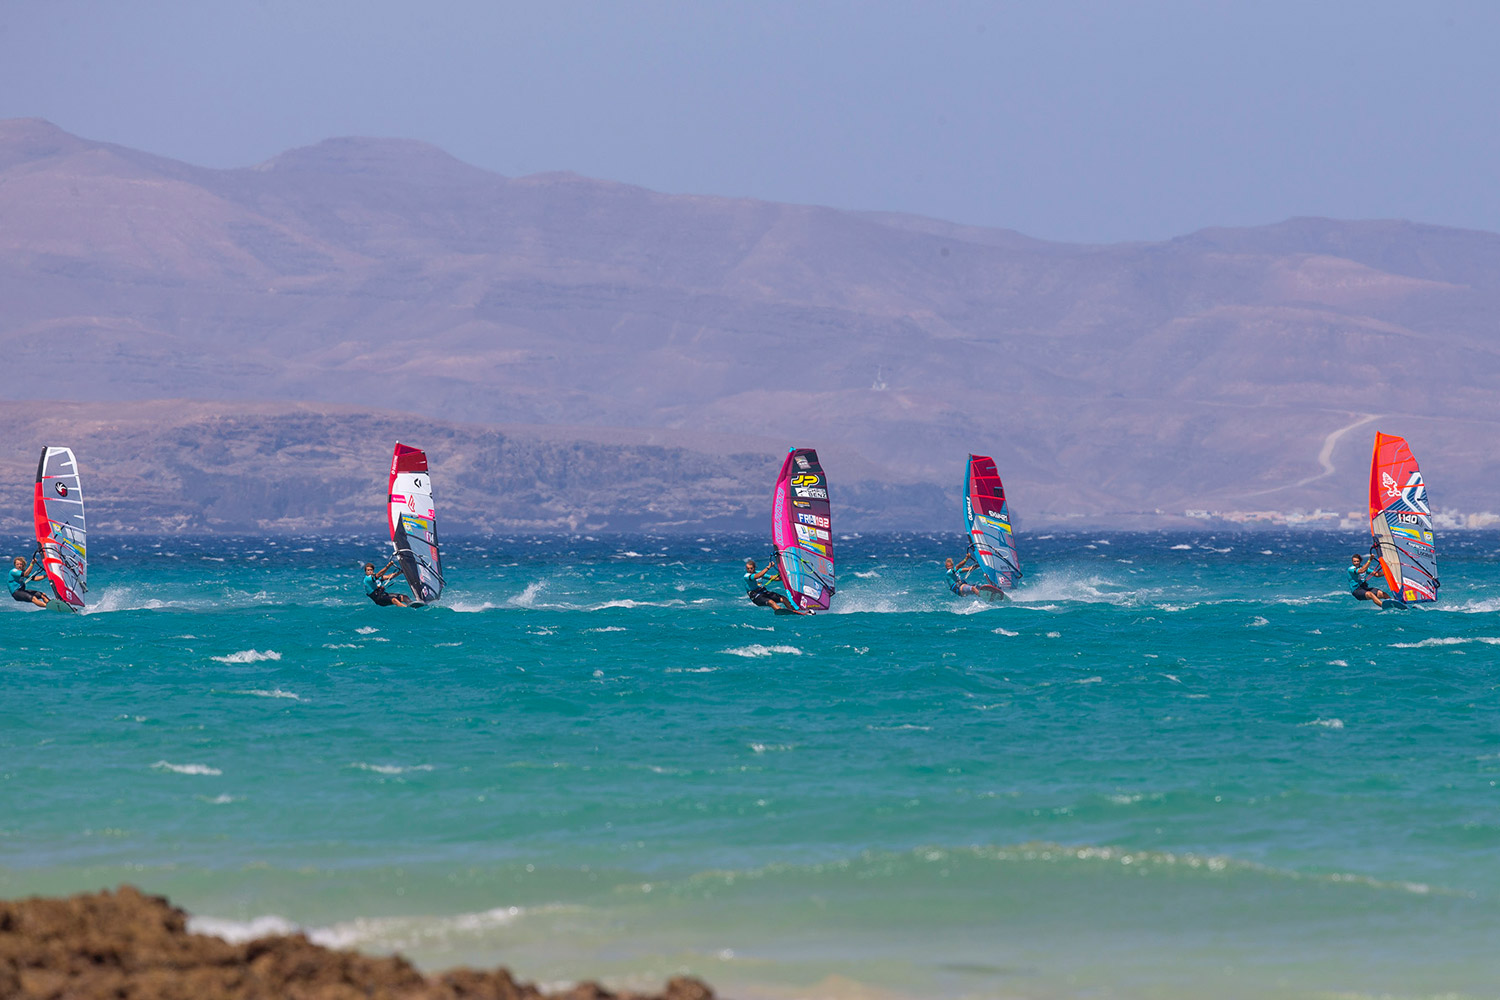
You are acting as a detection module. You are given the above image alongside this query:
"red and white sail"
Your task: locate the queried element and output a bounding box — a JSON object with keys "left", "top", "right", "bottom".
{"left": 388, "top": 443, "right": 443, "bottom": 604}
{"left": 33, "top": 446, "right": 87, "bottom": 609}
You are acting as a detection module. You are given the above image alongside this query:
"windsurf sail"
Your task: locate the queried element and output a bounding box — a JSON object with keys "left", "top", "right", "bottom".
{"left": 771, "top": 447, "right": 835, "bottom": 611}
{"left": 33, "top": 446, "right": 86, "bottom": 609}
{"left": 388, "top": 442, "right": 443, "bottom": 604}
{"left": 964, "top": 453, "right": 1021, "bottom": 590}
{"left": 1368, "top": 432, "right": 1438, "bottom": 603}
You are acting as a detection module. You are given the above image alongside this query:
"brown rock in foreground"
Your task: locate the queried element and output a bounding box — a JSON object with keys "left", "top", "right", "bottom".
{"left": 0, "top": 886, "right": 717, "bottom": 1000}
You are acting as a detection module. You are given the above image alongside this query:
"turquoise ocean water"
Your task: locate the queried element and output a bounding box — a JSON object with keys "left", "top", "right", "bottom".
{"left": 3, "top": 530, "right": 1499, "bottom": 1000}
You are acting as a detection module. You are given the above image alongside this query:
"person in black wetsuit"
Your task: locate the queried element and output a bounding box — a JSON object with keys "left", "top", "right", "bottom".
{"left": 363, "top": 560, "right": 411, "bottom": 607}
{"left": 744, "top": 558, "right": 803, "bottom": 614}
{"left": 1347, "top": 553, "right": 1391, "bottom": 609}
{"left": 9, "top": 555, "right": 50, "bottom": 608}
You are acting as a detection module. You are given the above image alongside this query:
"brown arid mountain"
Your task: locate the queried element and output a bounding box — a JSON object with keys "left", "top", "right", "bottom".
{"left": 2, "top": 117, "right": 1497, "bottom": 532}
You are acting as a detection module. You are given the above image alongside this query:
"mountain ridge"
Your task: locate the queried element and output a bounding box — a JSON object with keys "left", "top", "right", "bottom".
{"left": 2, "top": 119, "right": 1497, "bottom": 531}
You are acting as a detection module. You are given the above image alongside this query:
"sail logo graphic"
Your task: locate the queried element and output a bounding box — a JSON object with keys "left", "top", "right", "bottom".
{"left": 797, "top": 512, "right": 830, "bottom": 529}
{"left": 793, "top": 487, "right": 828, "bottom": 499}
{"left": 794, "top": 455, "right": 810, "bottom": 470}
{"left": 1382, "top": 472, "right": 1400, "bottom": 499}
{"left": 407, "top": 495, "right": 417, "bottom": 513}
{"left": 790, "top": 474, "right": 822, "bottom": 487}
{"left": 53, "top": 482, "right": 68, "bottom": 497}
{"left": 1403, "top": 472, "right": 1430, "bottom": 514}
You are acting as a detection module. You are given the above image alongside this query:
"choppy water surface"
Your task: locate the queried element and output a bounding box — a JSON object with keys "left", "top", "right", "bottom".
{"left": 3, "top": 531, "right": 1499, "bottom": 1000}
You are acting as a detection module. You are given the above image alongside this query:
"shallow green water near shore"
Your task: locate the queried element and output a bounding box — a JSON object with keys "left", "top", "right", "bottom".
{"left": 4, "top": 531, "right": 1499, "bottom": 999}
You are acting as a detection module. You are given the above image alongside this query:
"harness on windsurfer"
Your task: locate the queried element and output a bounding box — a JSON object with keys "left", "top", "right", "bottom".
{"left": 945, "top": 554, "right": 984, "bottom": 596}
{"left": 9, "top": 553, "right": 50, "bottom": 608}
{"left": 363, "top": 558, "right": 411, "bottom": 608}
{"left": 744, "top": 557, "right": 803, "bottom": 614}
{"left": 1346, "top": 552, "right": 1391, "bottom": 609}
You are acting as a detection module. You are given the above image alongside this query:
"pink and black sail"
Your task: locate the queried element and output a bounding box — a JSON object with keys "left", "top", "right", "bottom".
{"left": 771, "top": 447, "right": 835, "bottom": 611}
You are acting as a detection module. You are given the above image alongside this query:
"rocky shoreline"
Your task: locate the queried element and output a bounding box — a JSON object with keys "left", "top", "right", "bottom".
{"left": 0, "top": 887, "right": 716, "bottom": 1000}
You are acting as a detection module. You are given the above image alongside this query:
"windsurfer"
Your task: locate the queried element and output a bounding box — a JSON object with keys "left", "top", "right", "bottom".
{"left": 9, "top": 555, "right": 50, "bottom": 608}
{"left": 744, "top": 558, "right": 804, "bottom": 614}
{"left": 363, "top": 560, "right": 411, "bottom": 608}
{"left": 945, "top": 554, "right": 985, "bottom": 597}
{"left": 1347, "top": 553, "right": 1391, "bottom": 608}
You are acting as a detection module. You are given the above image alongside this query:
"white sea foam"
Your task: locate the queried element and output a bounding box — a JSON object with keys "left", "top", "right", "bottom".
{"left": 588, "top": 599, "right": 675, "bottom": 610}
{"left": 585, "top": 626, "right": 627, "bottom": 633}
{"left": 509, "top": 581, "right": 547, "bottom": 608}
{"left": 79, "top": 587, "right": 174, "bottom": 614}
{"left": 198, "top": 794, "right": 239, "bottom": 805}
{"left": 1327, "top": 659, "right": 1349, "bottom": 666}
{"left": 1247, "top": 617, "right": 1270, "bottom": 627}
{"left": 211, "top": 649, "right": 281, "bottom": 664}
{"left": 723, "top": 644, "right": 804, "bottom": 658}
{"left": 853, "top": 570, "right": 881, "bottom": 578}
{"left": 1301, "top": 718, "right": 1345, "bottom": 729}
{"left": 350, "top": 763, "right": 435, "bottom": 775}
{"left": 1169, "top": 544, "right": 1193, "bottom": 550}
{"left": 992, "top": 628, "right": 1019, "bottom": 636}
{"left": 1008, "top": 570, "right": 1132, "bottom": 606}
{"left": 1045, "top": 631, "right": 1061, "bottom": 638}
{"left": 1436, "top": 596, "right": 1500, "bottom": 614}
{"left": 1390, "top": 636, "right": 1500, "bottom": 648}
{"left": 188, "top": 914, "right": 301, "bottom": 943}
{"left": 750, "top": 742, "right": 796, "bottom": 752}
{"left": 356, "top": 626, "right": 379, "bottom": 635}
{"left": 1076, "top": 676, "right": 1104, "bottom": 684}
{"left": 448, "top": 600, "right": 501, "bottom": 613}
{"left": 152, "top": 761, "right": 222, "bottom": 776}
{"left": 307, "top": 906, "right": 525, "bottom": 951}
{"left": 233, "top": 688, "right": 302, "bottom": 701}
{"left": 867, "top": 724, "right": 931, "bottom": 731}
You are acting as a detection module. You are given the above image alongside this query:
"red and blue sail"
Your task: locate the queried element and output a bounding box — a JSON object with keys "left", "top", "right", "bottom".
{"left": 1368, "top": 432, "right": 1438, "bottom": 603}
{"left": 964, "top": 454, "right": 1020, "bottom": 590}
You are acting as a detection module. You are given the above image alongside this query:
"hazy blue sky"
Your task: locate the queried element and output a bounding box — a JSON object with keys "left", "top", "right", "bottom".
{"left": 2, "top": 0, "right": 1496, "bottom": 242}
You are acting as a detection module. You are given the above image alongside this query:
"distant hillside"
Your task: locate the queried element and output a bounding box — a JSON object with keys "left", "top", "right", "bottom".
{"left": 2, "top": 117, "right": 1497, "bottom": 530}
{"left": 0, "top": 402, "right": 950, "bottom": 536}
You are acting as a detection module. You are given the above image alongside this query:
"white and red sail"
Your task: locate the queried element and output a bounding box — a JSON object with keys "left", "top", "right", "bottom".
{"left": 33, "top": 446, "right": 87, "bottom": 609}
{"left": 387, "top": 443, "right": 443, "bottom": 605}
{"left": 1368, "top": 432, "right": 1438, "bottom": 603}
